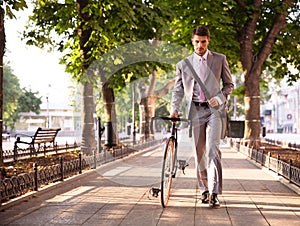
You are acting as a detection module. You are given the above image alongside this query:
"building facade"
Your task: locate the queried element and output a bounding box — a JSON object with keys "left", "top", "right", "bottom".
{"left": 261, "top": 80, "right": 300, "bottom": 134}
{"left": 15, "top": 102, "right": 76, "bottom": 133}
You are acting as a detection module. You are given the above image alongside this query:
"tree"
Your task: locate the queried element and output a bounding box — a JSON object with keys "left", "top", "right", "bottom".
{"left": 0, "top": 0, "right": 27, "bottom": 167}
{"left": 96, "top": 40, "right": 188, "bottom": 141}
{"left": 2, "top": 64, "right": 22, "bottom": 130}
{"left": 137, "top": 71, "right": 175, "bottom": 140}
{"left": 3, "top": 64, "right": 42, "bottom": 130}
{"left": 24, "top": 0, "right": 174, "bottom": 153}
{"left": 17, "top": 88, "right": 41, "bottom": 115}
{"left": 167, "top": 0, "right": 299, "bottom": 146}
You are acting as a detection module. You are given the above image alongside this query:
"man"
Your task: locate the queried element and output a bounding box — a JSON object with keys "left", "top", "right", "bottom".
{"left": 170, "top": 26, "right": 234, "bottom": 208}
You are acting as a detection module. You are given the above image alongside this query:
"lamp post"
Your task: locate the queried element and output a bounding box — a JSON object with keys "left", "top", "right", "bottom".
{"left": 132, "top": 82, "right": 136, "bottom": 144}
{"left": 46, "top": 84, "right": 51, "bottom": 128}
{"left": 46, "top": 96, "right": 49, "bottom": 128}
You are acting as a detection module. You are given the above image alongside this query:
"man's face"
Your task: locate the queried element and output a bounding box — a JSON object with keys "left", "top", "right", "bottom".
{"left": 192, "top": 35, "right": 210, "bottom": 56}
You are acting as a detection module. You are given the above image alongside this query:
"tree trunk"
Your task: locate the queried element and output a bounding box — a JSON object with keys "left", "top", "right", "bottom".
{"left": 77, "top": 0, "right": 97, "bottom": 154}
{"left": 0, "top": 6, "right": 5, "bottom": 167}
{"left": 244, "top": 69, "right": 261, "bottom": 147}
{"left": 238, "top": 0, "right": 290, "bottom": 148}
{"left": 80, "top": 82, "right": 96, "bottom": 155}
{"left": 138, "top": 70, "right": 175, "bottom": 141}
{"left": 138, "top": 72, "right": 156, "bottom": 141}
{"left": 139, "top": 96, "right": 156, "bottom": 141}
{"left": 102, "top": 81, "right": 119, "bottom": 147}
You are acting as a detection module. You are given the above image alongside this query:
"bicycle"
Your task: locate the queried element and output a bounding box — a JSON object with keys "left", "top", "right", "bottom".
{"left": 151, "top": 116, "right": 191, "bottom": 208}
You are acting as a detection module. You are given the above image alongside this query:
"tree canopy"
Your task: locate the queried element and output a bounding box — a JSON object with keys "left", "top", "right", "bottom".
{"left": 3, "top": 64, "right": 42, "bottom": 129}
{"left": 165, "top": 0, "right": 299, "bottom": 144}
{"left": 24, "top": 0, "right": 173, "bottom": 83}
{"left": 22, "top": 0, "right": 300, "bottom": 147}
{"left": 0, "top": 0, "right": 28, "bottom": 166}
{"left": 23, "top": 0, "right": 175, "bottom": 153}
{"left": 166, "top": 0, "right": 299, "bottom": 78}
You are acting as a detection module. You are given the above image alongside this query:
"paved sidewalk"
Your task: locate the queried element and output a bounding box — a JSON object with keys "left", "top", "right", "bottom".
{"left": 0, "top": 137, "right": 300, "bottom": 226}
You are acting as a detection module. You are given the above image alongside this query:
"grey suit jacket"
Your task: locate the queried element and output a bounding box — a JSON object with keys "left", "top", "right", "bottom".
{"left": 171, "top": 50, "right": 234, "bottom": 118}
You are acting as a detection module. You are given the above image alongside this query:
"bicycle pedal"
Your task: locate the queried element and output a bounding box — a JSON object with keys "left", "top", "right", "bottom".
{"left": 178, "top": 160, "right": 189, "bottom": 175}
{"left": 150, "top": 187, "right": 160, "bottom": 197}
{"left": 178, "top": 160, "right": 189, "bottom": 169}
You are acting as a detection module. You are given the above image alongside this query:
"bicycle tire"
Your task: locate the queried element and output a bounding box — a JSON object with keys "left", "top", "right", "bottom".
{"left": 161, "top": 137, "right": 175, "bottom": 208}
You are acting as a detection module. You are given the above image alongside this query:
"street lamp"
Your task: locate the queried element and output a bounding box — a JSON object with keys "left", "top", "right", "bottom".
{"left": 132, "top": 82, "right": 136, "bottom": 144}
{"left": 46, "top": 84, "right": 51, "bottom": 128}
{"left": 46, "top": 96, "right": 49, "bottom": 128}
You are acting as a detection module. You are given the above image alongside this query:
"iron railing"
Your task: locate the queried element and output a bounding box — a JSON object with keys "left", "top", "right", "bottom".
{"left": 3, "top": 142, "right": 80, "bottom": 163}
{"left": 265, "top": 138, "right": 300, "bottom": 150}
{"left": 231, "top": 140, "right": 300, "bottom": 187}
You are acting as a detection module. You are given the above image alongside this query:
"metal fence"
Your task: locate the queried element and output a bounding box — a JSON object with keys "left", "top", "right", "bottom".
{"left": 0, "top": 139, "right": 162, "bottom": 204}
{"left": 230, "top": 140, "right": 300, "bottom": 187}
{"left": 3, "top": 142, "right": 80, "bottom": 163}
{"left": 265, "top": 138, "right": 300, "bottom": 150}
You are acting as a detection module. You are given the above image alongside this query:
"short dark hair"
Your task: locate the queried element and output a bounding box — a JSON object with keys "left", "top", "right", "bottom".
{"left": 192, "top": 26, "right": 210, "bottom": 39}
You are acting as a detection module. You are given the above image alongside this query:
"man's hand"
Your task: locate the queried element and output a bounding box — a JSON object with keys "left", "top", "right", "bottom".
{"left": 208, "top": 97, "right": 219, "bottom": 107}
{"left": 170, "top": 112, "right": 179, "bottom": 121}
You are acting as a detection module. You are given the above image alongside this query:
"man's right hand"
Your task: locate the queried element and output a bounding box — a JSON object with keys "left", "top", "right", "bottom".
{"left": 170, "top": 112, "right": 179, "bottom": 120}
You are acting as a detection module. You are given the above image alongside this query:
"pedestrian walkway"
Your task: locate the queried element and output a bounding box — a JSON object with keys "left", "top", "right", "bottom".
{"left": 0, "top": 138, "right": 300, "bottom": 226}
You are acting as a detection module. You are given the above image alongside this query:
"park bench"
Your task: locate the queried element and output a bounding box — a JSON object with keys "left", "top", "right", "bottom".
{"left": 13, "top": 127, "right": 61, "bottom": 160}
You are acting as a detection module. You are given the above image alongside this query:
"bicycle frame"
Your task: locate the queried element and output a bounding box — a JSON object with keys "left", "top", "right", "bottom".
{"left": 170, "top": 121, "right": 178, "bottom": 178}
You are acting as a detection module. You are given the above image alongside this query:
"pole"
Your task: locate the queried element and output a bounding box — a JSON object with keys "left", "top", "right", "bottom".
{"left": 46, "top": 96, "right": 49, "bottom": 128}
{"left": 132, "top": 82, "right": 136, "bottom": 144}
{"left": 233, "top": 96, "right": 237, "bottom": 120}
{"left": 97, "top": 117, "right": 102, "bottom": 153}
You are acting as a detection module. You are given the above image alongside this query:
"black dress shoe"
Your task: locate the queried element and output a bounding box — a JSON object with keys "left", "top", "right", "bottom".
{"left": 209, "top": 193, "right": 220, "bottom": 208}
{"left": 201, "top": 191, "right": 209, "bottom": 203}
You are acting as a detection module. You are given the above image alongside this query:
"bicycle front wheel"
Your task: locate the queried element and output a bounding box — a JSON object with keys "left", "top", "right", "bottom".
{"left": 161, "top": 137, "right": 175, "bottom": 208}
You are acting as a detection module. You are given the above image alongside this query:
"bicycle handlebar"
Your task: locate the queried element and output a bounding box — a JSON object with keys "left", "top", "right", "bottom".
{"left": 151, "top": 116, "right": 189, "bottom": 123}
{"left": 150, "top": 116, "right": 192, "bottom": 138}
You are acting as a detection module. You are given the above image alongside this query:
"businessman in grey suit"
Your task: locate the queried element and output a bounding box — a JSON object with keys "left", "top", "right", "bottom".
{"left": 170, "top": 26, "right": 234, "bottom": 208}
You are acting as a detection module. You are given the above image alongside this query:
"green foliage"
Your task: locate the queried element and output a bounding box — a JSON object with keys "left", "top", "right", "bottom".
{"left": 24, "top": 0, "right": 174, "bottom": 85}
{"left": 165, "top": 0, "right": 240, "bottom": 67}
{"left": 0, "top": 0, "right": 27, "bottom": 19}
{"left": 166, "top": 0, "right": 299, "bottom": 79}
{"left": 21, "top": 0, "right": 299, "bottom": 133}
{"left": 3, "top": 64, "right": 42, "bottom": 129}
{"left": 3, "top": 64, "right": 22, "bottom": 122}
{"left": 164, "top": 0, "right": 299, "bottom": 127}
{"left": 16, "top": 88, "right": 42, "bottom": 114}
{"left": 21, "top": 0, "right": 300, "bottom": 89}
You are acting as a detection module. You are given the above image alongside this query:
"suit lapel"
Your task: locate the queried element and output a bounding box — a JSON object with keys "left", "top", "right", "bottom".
{"left": 205, "top": 50, "right": 214, "bottom": 82}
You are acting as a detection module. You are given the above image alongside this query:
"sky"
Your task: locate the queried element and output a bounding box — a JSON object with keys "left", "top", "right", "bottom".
{"left": 4, "top": 7, "right": 74, "bottom": 110}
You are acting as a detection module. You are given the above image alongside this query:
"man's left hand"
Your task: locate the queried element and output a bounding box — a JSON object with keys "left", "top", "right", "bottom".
{"left": 208, "top": 97, "right": 219, "bottom": 107}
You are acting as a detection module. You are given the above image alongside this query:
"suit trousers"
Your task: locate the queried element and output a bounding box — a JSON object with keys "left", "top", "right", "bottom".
{"left": 190, "top": 104, "right": 223, "bottom": 194}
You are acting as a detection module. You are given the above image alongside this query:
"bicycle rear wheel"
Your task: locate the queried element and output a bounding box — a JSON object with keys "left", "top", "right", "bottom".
{"left": 161, "top": 137, "right": 175, "bottom": 208}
